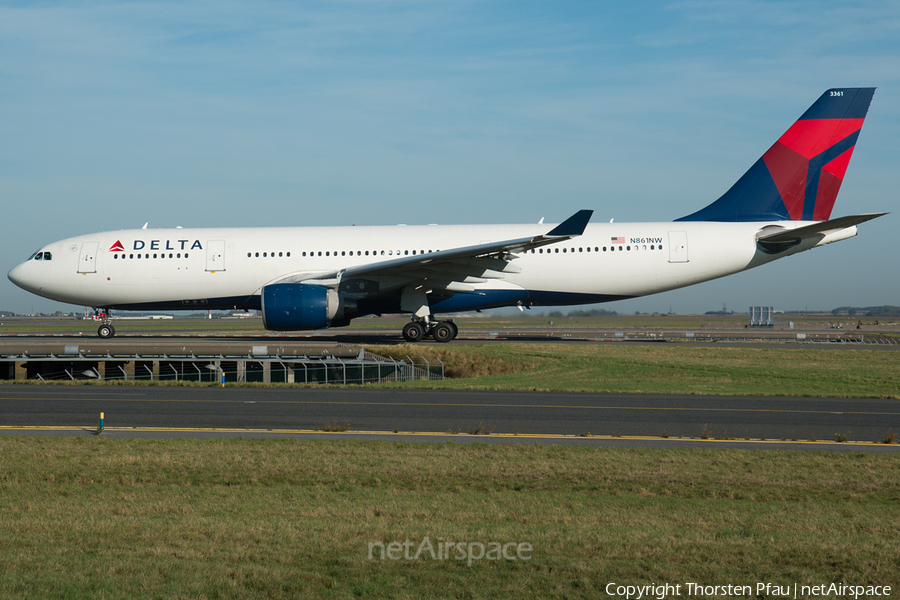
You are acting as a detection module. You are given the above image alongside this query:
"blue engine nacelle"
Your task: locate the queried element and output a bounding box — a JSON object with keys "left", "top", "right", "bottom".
{"left": 261, "top": 283, "right": 341, "bottom": 331}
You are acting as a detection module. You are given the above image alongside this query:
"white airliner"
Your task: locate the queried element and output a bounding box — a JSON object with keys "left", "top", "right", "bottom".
{"left": 8, "top": 88, "right": 885, "bottom": 342}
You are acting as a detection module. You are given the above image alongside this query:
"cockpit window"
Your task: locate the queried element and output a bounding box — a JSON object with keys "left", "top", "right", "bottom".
{"left": 34, "top": 252, "right": 43, "bottom": 261}
{"left": 42, "top": 252, "right": 52, "bottom": 260}
{"left": 29, "top": 251, "right": 53, "bottom": 261}
{"left": 28, "top": 251, "right": 39, "bottom": 260}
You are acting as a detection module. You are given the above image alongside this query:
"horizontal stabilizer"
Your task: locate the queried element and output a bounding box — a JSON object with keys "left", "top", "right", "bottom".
{"left": 756, "top": 213, "right": 887, "bottom": 243}
{"left": 755, "top": 212, "right": 886, "bottom": 254}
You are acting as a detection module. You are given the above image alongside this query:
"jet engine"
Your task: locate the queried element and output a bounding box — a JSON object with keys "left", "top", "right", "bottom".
{"left": 261, "top": 283, "right": 355, "bottom": 331}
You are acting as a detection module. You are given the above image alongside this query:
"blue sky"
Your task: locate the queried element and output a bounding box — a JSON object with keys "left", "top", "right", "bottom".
{"left": 2, "top": 1, "right": 898, "bottom": 314}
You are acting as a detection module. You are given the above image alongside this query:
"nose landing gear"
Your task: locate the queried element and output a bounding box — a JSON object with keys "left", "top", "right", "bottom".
{"left": 93, "top": 308, "right": 116, "bottom": 339}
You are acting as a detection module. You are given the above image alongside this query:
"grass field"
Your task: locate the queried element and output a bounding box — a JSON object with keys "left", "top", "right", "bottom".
{"left": 1, "top": 437, "right": 898, "bottom": 599}
{"left": 369, "top": 344, "right": 900, "bottom": 398}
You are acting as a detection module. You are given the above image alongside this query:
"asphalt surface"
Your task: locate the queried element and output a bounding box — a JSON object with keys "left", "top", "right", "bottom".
{"left": 1, "top": 385, "right": 898, "bottom": 452}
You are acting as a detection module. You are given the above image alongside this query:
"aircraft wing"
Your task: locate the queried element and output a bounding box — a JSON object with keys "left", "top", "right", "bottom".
{"left": 271, "top": 210, "right": 593, "bottom": 292}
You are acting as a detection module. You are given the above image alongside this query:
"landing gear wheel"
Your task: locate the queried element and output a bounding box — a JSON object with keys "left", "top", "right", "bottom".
{"left": 432, "top": 322, "right": 454, "bottom": 343}
{"left": 97, "top": 324, "right": 115, "bottom": 339}
{"left": 402, "top": 322, "right": 425, "bottom": 343}
{"left": 447, "top": 321, "right": 458, "bottom": 340}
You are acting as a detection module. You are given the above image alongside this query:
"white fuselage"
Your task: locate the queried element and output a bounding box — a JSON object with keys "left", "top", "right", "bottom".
{"left": 8, "top": 219, "right": 841, "bottom": 315}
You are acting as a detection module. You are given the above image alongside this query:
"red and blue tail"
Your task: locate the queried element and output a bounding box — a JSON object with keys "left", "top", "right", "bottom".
{"left": 678, "top": 88, "right": 875, "bottom": 222}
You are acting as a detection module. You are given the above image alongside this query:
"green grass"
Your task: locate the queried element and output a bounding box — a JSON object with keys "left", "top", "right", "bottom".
{"left": 0, "top": 437, "right": 898, "bottom": 599}
{"left": 368, "top": 343, "right": 900, "bottom": 398}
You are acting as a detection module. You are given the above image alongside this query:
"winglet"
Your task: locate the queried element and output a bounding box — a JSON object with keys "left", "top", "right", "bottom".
{"left": 546, "top": 210, "right": 593, "bottom": 237}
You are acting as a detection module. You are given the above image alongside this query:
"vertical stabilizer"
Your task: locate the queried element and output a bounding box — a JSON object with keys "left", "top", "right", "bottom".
{"left": 678, "top": 88, "right": 875, "bottom": 222}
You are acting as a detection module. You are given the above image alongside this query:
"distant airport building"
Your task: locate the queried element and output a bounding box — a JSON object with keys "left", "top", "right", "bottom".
{"left": 749, "top": 306, "right": 774, "bottom": 327}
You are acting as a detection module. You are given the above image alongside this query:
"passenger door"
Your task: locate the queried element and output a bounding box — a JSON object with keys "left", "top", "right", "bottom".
{"left": 206, "top": 240, "right": 226, "bottom": 272}
{"left": 667, "top": 231, "right": 689, "bottom": 263}
{"left": 77, "top": 241, "right": 99, "bottom": 273}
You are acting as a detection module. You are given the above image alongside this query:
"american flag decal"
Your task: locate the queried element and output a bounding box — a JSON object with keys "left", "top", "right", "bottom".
{"left": 611, "top": 237, "right": 625, "bottom": 244}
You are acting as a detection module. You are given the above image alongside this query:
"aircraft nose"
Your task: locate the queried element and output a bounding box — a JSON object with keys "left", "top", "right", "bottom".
{"left": 8, "top": 262, "right": 31, "bottom": 291}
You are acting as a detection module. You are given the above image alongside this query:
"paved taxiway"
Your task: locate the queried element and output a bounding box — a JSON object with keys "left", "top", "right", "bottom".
{"left": 1, "top": 385, "right": 898, "bottom": 451}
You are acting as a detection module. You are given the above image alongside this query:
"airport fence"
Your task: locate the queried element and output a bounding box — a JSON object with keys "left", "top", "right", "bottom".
{"left": 0, "top": 346, "right": 445, "bottom": 384}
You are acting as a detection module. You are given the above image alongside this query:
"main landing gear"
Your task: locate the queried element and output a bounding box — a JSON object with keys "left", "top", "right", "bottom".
{"left": 94, "top": 308, "right": 116, "bottom": 339}
{"left": 401, "top": 318, "right": 458, "bottom": 343}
